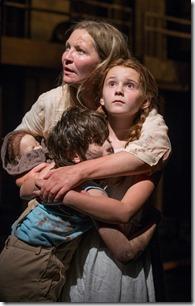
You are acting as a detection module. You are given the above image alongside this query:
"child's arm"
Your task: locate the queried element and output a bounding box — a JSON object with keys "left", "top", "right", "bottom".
{"left": 20, "top": 176, "right": 37, "bottom": 200}
{"left": 60, "top": 172, "right": 160, "bottom": 224}
{"left": 16, "top": 163, "right": 50, "bottom": 187}
{"left": 95, "top": 221, "right": 156, "bottom": 263}
{"left": 86, "top": 187, "right": 159, "bottom": 263}
{"left": 19, "top": 163, "right": 55, "bottom": 199}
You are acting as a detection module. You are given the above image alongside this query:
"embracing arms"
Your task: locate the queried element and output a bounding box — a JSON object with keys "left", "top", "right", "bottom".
{"left": 96, "top": 221, "right": 157, "bottom": 263}
{"left": 60, "top": 173, "right": 160, "bottom": 224}
{"left": 36, "top": 108, "right": 171, "bottom": 202}
{"left": 19, "top": 162, "right": 55, "bottom": 199}
{"left": 37, "top": 152, "right": 152, "bottom": 202}
{"left": 20, "top": 175, "right": 159, "bottom": 264}
{"left": 84, "top": 186, "right": 160, "bottom": 264}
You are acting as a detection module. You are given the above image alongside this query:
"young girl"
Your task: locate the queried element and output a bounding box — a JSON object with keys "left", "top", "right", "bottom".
{"left": 59, "top": 58, "right": 162, "bottom": 222}
{"left": 56, "top": 58, "right": 165, "bottom": 302}
{"left": 0, "top": 107, "right": 158, "bottom": 302}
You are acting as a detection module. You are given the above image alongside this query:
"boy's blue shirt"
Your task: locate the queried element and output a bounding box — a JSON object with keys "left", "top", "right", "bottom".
{"left": 12, "top": 182, "right": 106, "bottom": 247}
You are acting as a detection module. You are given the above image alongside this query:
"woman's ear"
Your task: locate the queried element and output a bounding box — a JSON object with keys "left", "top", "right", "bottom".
{"left": 100, "top": 98, "right": 104, "bottom": 106}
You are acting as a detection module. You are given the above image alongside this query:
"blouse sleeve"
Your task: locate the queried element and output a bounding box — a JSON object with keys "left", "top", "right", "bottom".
{"left": 125, "top": 108, "right": 172, "bottom": 167}
{"left": 15, "top": 91, "right": 46, "bottom": 136}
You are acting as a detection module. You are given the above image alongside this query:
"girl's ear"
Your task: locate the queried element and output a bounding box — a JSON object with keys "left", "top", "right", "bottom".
{"left": 100, "top": 98, "right": 104, "bottom": 106}
{"left": 72, "top": 153, "right": 81, "bottom": 164}
{"left": 141, "top": 98, "right": 151, "bottom": 110}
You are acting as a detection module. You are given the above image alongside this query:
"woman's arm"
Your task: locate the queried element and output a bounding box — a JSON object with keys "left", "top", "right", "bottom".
{"left": 61, "top": 173, "right": 160, "bottom": 224}
{"left": 15, "top": 92, "right": 46, "bottom": 135}
{"left": 38, "top": 151, "right": 151, "bottom": 202}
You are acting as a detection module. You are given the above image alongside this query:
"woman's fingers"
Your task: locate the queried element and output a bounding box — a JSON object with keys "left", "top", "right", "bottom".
{"left": 39, "top": 165, "right": 82, "bottom": 203}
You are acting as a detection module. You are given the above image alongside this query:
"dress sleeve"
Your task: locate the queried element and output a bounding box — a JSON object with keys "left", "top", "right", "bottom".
{"left": 125, "top": 108, "right": 172, "bottom": 167}
{"left": 15, "top": 92, "right": 46, "bottom": 136}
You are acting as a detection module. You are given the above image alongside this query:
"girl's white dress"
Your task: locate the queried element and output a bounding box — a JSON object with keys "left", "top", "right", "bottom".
{"left": 61, "top": 229, "right": 155, "bottom": 302}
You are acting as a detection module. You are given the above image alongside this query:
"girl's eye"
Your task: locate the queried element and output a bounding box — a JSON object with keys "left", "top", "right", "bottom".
{"left": 108, "top": 81, "right": 116, "bottom": 87}
{"left": 126, "top": 82, "right": 135, "bottom": 89}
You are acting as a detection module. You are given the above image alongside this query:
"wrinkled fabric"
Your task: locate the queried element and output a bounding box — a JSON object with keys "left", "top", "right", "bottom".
{"left": 61, "top": 229, "right": 155, "bottom": 303}
{"left": 0, "top": 235, "right": 80, "bottom": 302}
{"left": 13, "top": 182, "right": 105, "bottom": 247}
{"left": 125, "top": 108, "right": 171, "bottom": 166}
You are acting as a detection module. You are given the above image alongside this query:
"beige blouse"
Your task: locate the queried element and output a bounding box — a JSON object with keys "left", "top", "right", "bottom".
{"left": 16, "top": 85, "right": 171, "bottom": 167}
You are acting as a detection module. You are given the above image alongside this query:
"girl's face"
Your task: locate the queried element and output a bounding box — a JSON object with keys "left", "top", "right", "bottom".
{"left": 62, "top": 29, "right": 100, "bottom": 84}
{"left": 101, "top": 65, "right": 147, "bottom": 118}
{"left": 20, "top": 134, "right": 42, "bottom": 156}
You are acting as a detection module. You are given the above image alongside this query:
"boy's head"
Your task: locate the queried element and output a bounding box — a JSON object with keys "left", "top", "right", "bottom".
{"left": 47, "top": 106, "right": 113, "bottom": 167}
{"left": 7, "top": 131, "right": 42, "bottom": 165}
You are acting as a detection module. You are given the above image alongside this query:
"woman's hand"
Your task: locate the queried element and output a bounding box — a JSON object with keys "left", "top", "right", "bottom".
{"left": 34, "top": 164, "right": 83, "bottom": 203}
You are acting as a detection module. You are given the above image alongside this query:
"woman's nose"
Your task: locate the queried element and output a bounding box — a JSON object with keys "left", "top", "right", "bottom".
{"left": 62, "top": 49, "right": 74, "bottom": 62}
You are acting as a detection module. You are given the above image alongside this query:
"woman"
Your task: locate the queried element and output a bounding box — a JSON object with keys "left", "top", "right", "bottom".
{"left": 1, "top": 20, "right": 171, "bottom": 302}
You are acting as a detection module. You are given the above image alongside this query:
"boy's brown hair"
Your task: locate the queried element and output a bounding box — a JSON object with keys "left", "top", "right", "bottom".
{"left": 47, "top": 106, "right": 109, "bottom": 167}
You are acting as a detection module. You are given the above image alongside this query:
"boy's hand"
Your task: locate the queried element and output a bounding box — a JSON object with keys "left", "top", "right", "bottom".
{"left": 36, "top": 162, "right": 55, "bottom": 180}
{"left": 16, "top": 163, "right": 50, "bottom": 187}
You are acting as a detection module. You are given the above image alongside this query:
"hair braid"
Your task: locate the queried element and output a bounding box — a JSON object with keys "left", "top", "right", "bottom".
{"left": 126, "top": 106, "right": 151, "bottom": 146}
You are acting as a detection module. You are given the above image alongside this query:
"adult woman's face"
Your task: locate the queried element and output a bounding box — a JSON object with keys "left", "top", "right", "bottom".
{"left": 62, "top": 29, "right": 100, "bottom": 84}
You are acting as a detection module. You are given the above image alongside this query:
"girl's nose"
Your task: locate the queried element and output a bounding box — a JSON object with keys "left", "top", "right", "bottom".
{"left": 115, "top": 85, "right": 124, "bottom": 95}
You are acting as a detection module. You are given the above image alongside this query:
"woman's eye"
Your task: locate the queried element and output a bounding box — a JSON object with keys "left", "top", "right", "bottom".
{"left": 76, "top": 48, "right": 85, "bottom": 54}
{"left": 64, "top": 44, "right": 70, "bottom": 51}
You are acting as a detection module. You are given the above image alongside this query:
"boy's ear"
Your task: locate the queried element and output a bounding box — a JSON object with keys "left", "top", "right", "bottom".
{"left": 72, "top": 154, "right": 81, "bottom": 164}
{"left": 141, "top": 98, "right": 151, "bottom": 110}
{"left": 100, "top": 98, "right": 104, "bottom": 106}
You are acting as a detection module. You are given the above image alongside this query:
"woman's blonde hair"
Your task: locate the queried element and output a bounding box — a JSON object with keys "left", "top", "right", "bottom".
{"left": 73, "top": 20, "right": 131, "bottom": 66}
{"left": 80, "top": 57, "right": 159, "bottom": 143}
{"left": 63, "top": 20, "right": 131, "bottom": 107}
